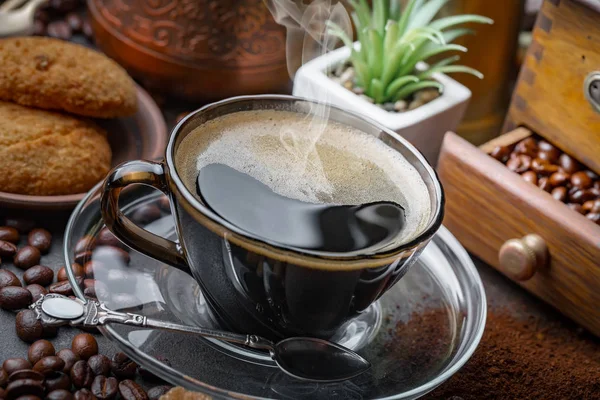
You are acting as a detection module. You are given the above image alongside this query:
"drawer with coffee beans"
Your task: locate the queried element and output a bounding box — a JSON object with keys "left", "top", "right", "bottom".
{"left": 438, "top": 0, "right": 600, "bottom": 337}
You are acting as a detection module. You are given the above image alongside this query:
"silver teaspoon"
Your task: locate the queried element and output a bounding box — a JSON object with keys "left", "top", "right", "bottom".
{"left": 31, "top": 294, "right": 370, "bottom": 382}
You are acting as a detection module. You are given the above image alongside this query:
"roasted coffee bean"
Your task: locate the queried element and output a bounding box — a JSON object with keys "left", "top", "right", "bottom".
{"left": 156, "top": 196, "right": 170, "bottom": 213}
{"left": 91, "top": 376, "right": 117, "bottom": 400}
{"left": 537, "top": 141, "right": 561, "bottom": 163}
{"left": 0, "top": 287, "right": 33, "bottom": 310}
{"left": 531, "top": 158, "right": 559, "bottom": 175}
{"left": 118, "top": 380, "right": 147, "bottom": 400}
{"left": 44, "top": 372, "right": 71, "bottom": 392}
{"left": 0, "top": 269, "right": 21, "bottom": 289}
{"left": 83, "top": 261, "right": 102, "bottom": 279}
{"left": 27, "top": 340, "right": 55, "bottom": 364}
{"left": 56, "top": 267, "right": 67, "bottom": 282}
{"left": 585, "top": 169, "right": 600, "bottom": 181}
{"left": 56, "top": 349, "right": 79, "bottom": 374}
{"left": 0, "top": 240, "right": 17, "bottom": 258}
{"left": 4, "top": 219, "right": 34, "bottom": 234}
{"left": 138, "top": 356, "right": 170, "bottom": 382}
{"left": 490, "top": 146, "right": 511, "bottom": 163}
{"left": 96, "top": 228, "right": 124, "bottom": 249}
{"left": 521, "top": 171, "right": 537, "bottom": 185}
{"left": 586, "top": 212, "right": 600, "bottom": 224}
{"left": 0, "top": 227, "right": 19, "bottom": 244}
{"left": 5, "top": 379, "right": 44, "bottom": 399}
{"left": 548, "top": 171, "right": 570, "bottom": 187}
{"left": 570, "top": 171, "right": 593, "bottom": 189}
{"left": 15, "top": 310, "right": 44, "bottom": 343}
{"left": 70, "top": 361, "right": 94, "bottom": 389}
{"left": 570, "top": 189, "right": 596, "bottom": 204}
{"left": 74, "top": 389, "right": 96, "bottom": 400}
{"left": 66, "top": 12, "right": 83, "bottom": 32}
{"left": 514, "top": 137, "right": 538, "bottom": 158}
{"left": 506, "top": 154, "right": 532, "bottom": 173}
{"left": 147, "top": 386, "right": 172, "bottom": 400}
{"left": 75, "top": 236, "right": 96, "bottom": 254}
{"left": 558, "top": 153, "right": 582, "bottom": 174}
{"left": 93, "top": 247, "right": 130, "bottom": 265}
{"left": 131, "top": 205, "right": 161, "bottom": 225}
{"left": 551, "top": 186, "right": 567, "bottom": 202}
{"left": 33, "top": 357, "right": 65, "bottom": 376}
{"left": 47, "top": 22, "right": 72, "bottom": 40}
{"left": 87, "top": 355, "right": 110, "bottom": 377}
{"left": 74, "top": 252, "right": 93, "bottom": 266}
{"left": 538, "top": 177, "right": 552, "bottom": 192}
{"left": 46, "top": 389, "right": 74, "bottom": 400}
{"left": 48, "top": 281, "right": 74, "bottom": 297}
{"left": 7, "top": 370, "right": 43, "bottom": 383}
{"left": 25, "top": 285, "right": 46, "bottom": 302}
{"left": 82, "top": 20, "right": 94, "bottom": 40}
{"left": 110, "top": 353, "right": 137, "bottom": 380}
{"left": 13, "top": 247, "right": 41, "bottom": 270}
{"left": 23, "top": 266, "right": 53, "bottom": 287}
{"left": 590, "top": 199, "right": 600, "bottom": 213}
{"left": 0, "top": 368, "right": 7, "bottom": 387}
{"left": 26, "top": 230, "right": 52, "bottom": 254}
{"left": 57, "top": 264, "right": 84, "bottom": 282}
{"left": 3, "top": 360, "right": 32, "bottom": 376}
{"left": 71, "top": 334, "right": 98, "bottom": 360}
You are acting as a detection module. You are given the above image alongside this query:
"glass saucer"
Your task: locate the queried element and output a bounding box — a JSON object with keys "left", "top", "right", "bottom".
{"left": 64, "top": 184, "right": 486, "bottom": 400}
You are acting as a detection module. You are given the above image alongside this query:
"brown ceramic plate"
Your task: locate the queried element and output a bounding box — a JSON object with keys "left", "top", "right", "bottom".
{"left": 0, "top": 85, "right": 167, "bottom": 210}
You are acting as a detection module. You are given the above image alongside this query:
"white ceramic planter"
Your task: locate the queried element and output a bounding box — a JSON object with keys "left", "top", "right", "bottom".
{"left": 293, "top": 45, "right": 471, "bottom": 166}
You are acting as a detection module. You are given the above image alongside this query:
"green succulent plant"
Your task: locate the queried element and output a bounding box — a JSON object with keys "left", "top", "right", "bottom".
{"left": 327, "top": 0, "right": 493, "bottom": 104}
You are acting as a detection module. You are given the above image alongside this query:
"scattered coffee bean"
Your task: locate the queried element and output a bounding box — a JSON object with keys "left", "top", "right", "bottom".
{"left": 138, "top": 356, "right": 170, "bottom": 382}
{"left": 46, "top": 389, "right": 74, "bottom": 400}
{"left": 537, "top": 145, "right": 560, "bottom": 164}
{"left": 27, "top": 340, "right": 55, "bottom": 364}
{"left": 13, "top": 247, "right": 41, "bottom": 270}
{"left": 0, "top": 368, "right": 7, "bottom": 387}
{"left": 118, "top": 380, "right": 147, "bottom": 400}
{"left": 45, "top": 371, "right": 71, "bottom": 392}
{"left": 506, "top": 154, "right": 532, "bottom": 173}
{"left": 3, "top": 359, "right": 32, "bottom": 376}
{"left": 156, "top": 196, "right": 170, "bottom": 213}
{"left": 490, "top": 146, "right": 511, "bottom": 163}
{"left": 23, "top": 266, "right": 53, "bottom": 287}
{"left": 514, "top": 137, "right": 538, "bottom": 158}
{"left": 551, "top": 187, "right": 567, "bottom": 202}
{"left": 15, "top": 310, "right": 44, "bottom": 343}
{"left": 7, "top": 370, "right": 43, "bottom": 383}
{"left": 532, "top": 158, "right": 559, "bottom": 175}
{"left": 586, "top": 213, "right": 600, "bottom": 224}
{"left": 91, "top": 376, "right": 117, "bottom": 400}
{"left": 4, "top": 219, "right": 35, "bottom": 234}
{"left": 75, "top": 237, "right": 96, "bottom": 255}
{"left": 147, "top": 386, "right": 172, "bottom": 400}
{"left": 74, "top": 252, "right": 93, "bottom": 266}
{"left": 571, "top": 171, "right": 593, "bottom": 190}
{"left": 96, "top": 229, "right": 124, "bottom": 249}
{"left": 71, "top": 334, "right": 98, "bottom": 361}
{"left": 0, "top": 287, "right": 33, "bottom": 310}
{"left": 0, "top": 269, "right": 21, "bottom": 289}
{"left": 521, "top": 171, "right": 537, "bottom": 185}
{"left": 87, "top": 355, "right": 110, "bottom": 377}
{"left": 0, "top": 227, "right": 19, "bottom": 244}
{"left": 570, "top": 189, "right": 596, "bottom": 204}
{"left": 33, "top": 357, "right": 65, "bottom": 376}
{"left": 66, "top": 12, "right": 83, "bottom": 32}
{"left": 5, "top": 378, "right": 44, "bottom": 399}
{"left": 83, "top": 261, "right": 101, "bottom": 279}
{"left": 93, "top": 247, "right": 130, "bottom": 265}
{"left": 0, "top": 240, "right": 18, "bottom": 258}
{"left": 46, "top": 21, "right": 72, "bottom": 40}
{"left": 559, "top": 153, "right": 582, "bottom": 174}
{"left": 548, "top": 171, "right": 570, "bottom": 187}
{"left": 26, "top": 230, "right": 52, "bottom": 254}
{"left": 74, "top": 388, "right": 96, "bottom": 400}
{"left": 48, "top": 281, "right": 74, "bottom": 297}
{"left": 25, "top": 285, "right": 46, "bottom": 302}
{"left": 131, "top": 205, "right": 161, "bottom": 225}
{"left": 56, "top": 349, "right": 80, "bottom": 374}
{"left": 14, "top": 394, "right": 42, "bottom": 400}
{"left": 110, "top": 353, "right": 137, "bottom": 380}
{"left": 70, "top": 361, "right": 94, "bottom": 389}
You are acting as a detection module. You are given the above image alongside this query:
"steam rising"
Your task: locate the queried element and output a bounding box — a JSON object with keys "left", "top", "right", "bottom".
{"left": 265, "top": 0, "right": 352, "bottom": 201}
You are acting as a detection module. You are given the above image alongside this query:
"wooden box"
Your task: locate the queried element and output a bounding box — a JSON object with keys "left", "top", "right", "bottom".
{"left": 438, "top": 0, "right": 600, "bottom": 336}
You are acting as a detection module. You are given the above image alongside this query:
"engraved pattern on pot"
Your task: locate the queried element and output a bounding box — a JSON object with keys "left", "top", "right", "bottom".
{"left": 94, "top": 0, "right": 286, "bottom": 66}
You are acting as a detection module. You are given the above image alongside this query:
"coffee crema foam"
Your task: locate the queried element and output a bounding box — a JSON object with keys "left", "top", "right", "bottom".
{"left": 176, "top": 110, "right": 431, "bottom": 244}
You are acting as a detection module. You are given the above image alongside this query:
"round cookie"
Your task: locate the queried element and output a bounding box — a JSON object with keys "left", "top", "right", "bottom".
{"left": 0, "top": 101, "right": 112, "bottom": 196}
{"left": 0, "top": 37, "right": 137, "bottom": 118}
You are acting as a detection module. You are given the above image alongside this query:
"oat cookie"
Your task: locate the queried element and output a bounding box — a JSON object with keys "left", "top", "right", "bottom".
{"left": 0, "top": 37, "right": 137, "bottom": 118}
{"left": 0, "top": 101, "right": 112, "bottom": 195}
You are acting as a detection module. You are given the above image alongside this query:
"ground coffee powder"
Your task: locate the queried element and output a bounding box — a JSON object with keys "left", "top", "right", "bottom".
{"left": 422, "top": 309, "right": 600, "bottom": 399}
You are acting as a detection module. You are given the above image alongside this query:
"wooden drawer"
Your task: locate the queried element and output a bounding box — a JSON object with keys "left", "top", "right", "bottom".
{"left": 438, "top": 130, "right": 600, "bottom": 336}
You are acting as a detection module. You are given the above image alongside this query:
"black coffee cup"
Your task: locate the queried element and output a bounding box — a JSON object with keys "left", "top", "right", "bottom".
{"left": 101, "top": 95, "right": 444, "bottom": 340}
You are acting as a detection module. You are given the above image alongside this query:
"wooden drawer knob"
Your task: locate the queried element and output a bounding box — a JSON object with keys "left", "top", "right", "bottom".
{"left": 498, "top": 234, "right": 548, "bottom": 281}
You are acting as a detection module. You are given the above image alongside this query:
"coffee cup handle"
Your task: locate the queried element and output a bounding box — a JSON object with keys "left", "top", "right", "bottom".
{"left": 101, "top": 160, "right": 190, "bottom": 274}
